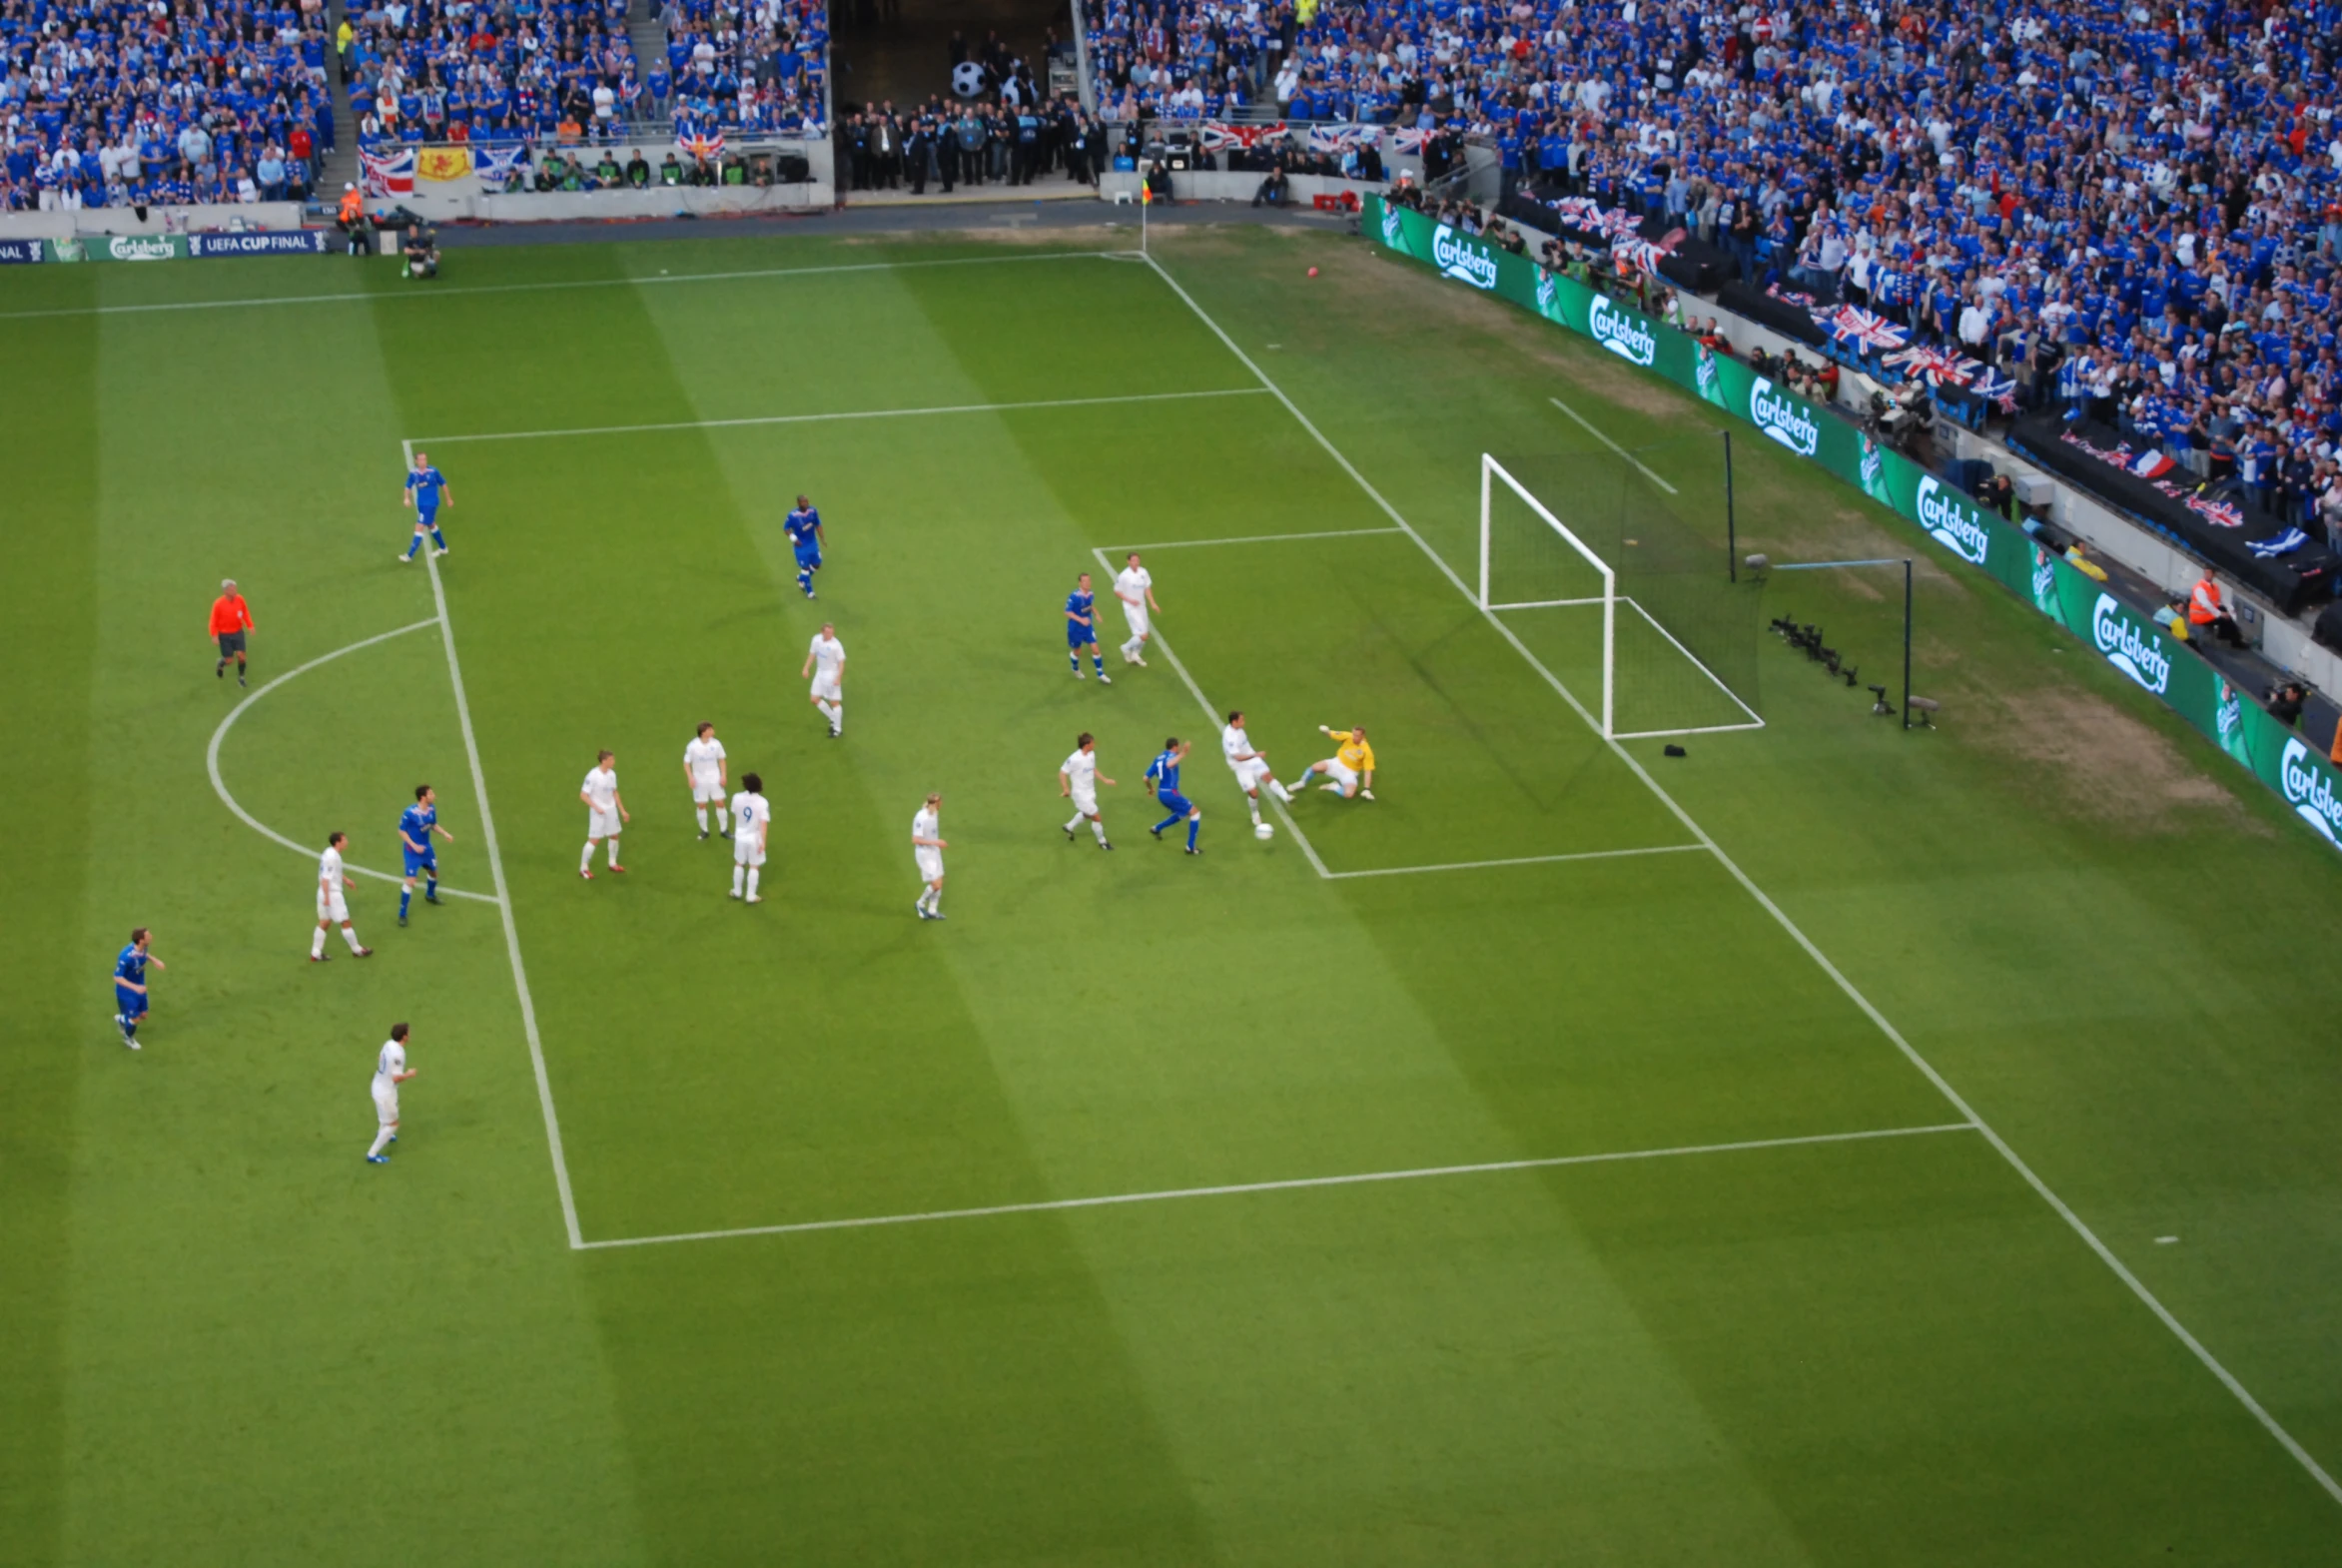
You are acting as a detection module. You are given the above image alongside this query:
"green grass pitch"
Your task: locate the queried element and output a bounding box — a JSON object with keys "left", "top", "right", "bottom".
{"left": 5, "top": 222, "right": 2342, "bottom": 1565}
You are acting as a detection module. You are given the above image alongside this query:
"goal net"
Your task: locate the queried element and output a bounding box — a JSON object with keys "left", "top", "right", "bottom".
{"left": 1480, "top": 447, "right": 1761, "bottom": 739}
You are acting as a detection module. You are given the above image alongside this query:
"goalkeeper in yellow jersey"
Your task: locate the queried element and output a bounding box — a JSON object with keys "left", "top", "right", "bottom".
{"left": 1293, "top": 724, "right": 1375, "bottom": 800}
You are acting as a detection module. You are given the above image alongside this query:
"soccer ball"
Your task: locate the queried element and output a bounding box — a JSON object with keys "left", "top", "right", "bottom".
{"left": 1254, "top": 822, "right": 1274, "bottom": 841}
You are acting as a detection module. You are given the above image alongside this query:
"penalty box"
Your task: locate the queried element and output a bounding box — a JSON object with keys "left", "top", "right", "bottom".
{"left": 1094, "top": 525, "right": 1701, "bottom": 878}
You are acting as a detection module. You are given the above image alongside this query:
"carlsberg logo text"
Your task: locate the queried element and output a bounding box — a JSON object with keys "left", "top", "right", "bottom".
{"left": 107, "top": 235, "right": 175, "bottom": 261}
{"left": 1381, "top": 203, "right": 1402, "bottom": 246}
{"left": 1588, "top": 295, "right": 1657, "bottom": 366}
{"left": 1430, "top": 225, "right": 1498, "bottom": 291}
{"left": 2090, "top": 593, "right": 2171, "bottom": 694}
{"left": 2280, "top": 739, "right": 2342, "bottom": 848}
{"left": 1915, "top": 477, "right": 1990, "bottom": 564}
{"left": 1749, "top": 379, "right": 1820, "bottom": 455}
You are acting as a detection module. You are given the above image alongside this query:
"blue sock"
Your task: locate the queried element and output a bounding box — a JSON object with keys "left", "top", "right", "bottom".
{"left": 1153, "top": 812, "right": 1182, "bottom": 835}
{"left": 123, "top": 1020, "right": 137, "bottom": 1040}
{"left": 1093, "top": 653, "right": 1107, "bottom": 674}
{"left": 425, "top": 876, "right": 436, "bottom": 900}
{"left": 1071, "top": 652, "right": 1082, "bottom": 672}
{"left": 1185, "top": 817, "right": 1199, "bottom": 850}
{"left": 429, "top": 525, "right": 445, "bottom": 549}
{"left": 404, "top": 533, "right": 423, "bottom": 558}
{"left": 798, "top": 566, "right": 812, "bottom": 593}
{"left": 399, "top": 888, "right": 411, "bottom": 918}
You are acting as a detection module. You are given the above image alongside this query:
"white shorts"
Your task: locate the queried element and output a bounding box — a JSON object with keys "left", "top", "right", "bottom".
{"left": 1071, "top": 788, "right": 1099, "bottom": 817}
{"left": 373, "top": 1086, "right": 399, "bottom": 1126}
{"left": 587, "top": 806, "right": 622, "bottom": 839}
{"left": 1232, "top": 758, "right": 1272, "bottom": 792}
{"left": 734, "top": 836, "right": 766, "bottom": 868}
{"left": 915, "top": 849, "right": 944, "bottom": 883}
{"left": 318, "top": 892, "right": 349, "bottom": 923}
{"left": 810, "top": 674, "right": 841, "bottom": 702}
{"left": 691, "top": 778, "right": 725, "bottom": 804}
{"left": 1324, "top": 761, "right": 1360, "bottom": 792}
{"left": 1123, "top": 605, "right": 1150, "bottom": 638}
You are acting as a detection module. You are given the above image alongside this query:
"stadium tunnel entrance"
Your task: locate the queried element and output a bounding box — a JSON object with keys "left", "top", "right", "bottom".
{"left": 830, "top": 0, "right": 1079, "bottom": 117}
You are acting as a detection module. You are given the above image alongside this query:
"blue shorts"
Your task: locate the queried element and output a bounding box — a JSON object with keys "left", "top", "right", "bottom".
{"left": 402, "top": 849, "right": 436, "bottom": 877}
{"left": 1157, "top": 791, "right": 1194, "bottom": 817}
{"left": 1068, "top": 623, "right": 1096, "bottom": 648}
{"left": 793, "top": 542, "right": 822, "bottom": 569}
{"left": 115, "top": 986, "right": 146, "bottom": 1019}
{"left": 415, "top": 507, "right": 438, "bottom": 528}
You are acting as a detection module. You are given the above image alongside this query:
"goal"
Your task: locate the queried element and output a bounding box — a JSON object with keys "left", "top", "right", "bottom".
{"left": 1478, "top": 451, "right": 1762, "bottom": 740}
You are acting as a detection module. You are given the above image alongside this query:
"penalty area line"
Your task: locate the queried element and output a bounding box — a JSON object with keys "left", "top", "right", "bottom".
{"left": 1323, "top": 843, "right": 1706, "bottom": 880}
{"left": 1107, "top": 526, "right": 1406, "bottom": 551}
{"left": 1546, "top": 395, "right": 1680, "bottom": 494}
{"left": 204, "top": 617, "right": 497, "bottom": 904}
{"left": 577, "top": 1123, "right": 1978, "bottom": 1249}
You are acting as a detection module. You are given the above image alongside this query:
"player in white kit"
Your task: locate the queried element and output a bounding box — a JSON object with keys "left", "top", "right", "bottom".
{"left": 1113, "top": 552, "right": 1162, "bottom": 665}
{"left": 1220, "top": 710, "right": 1296, "bottom": 829}
{"left": 310, "top": 831, "right": 374, "bottom": 961}
{"left": 1059, "top": 732, "right": 1117, "bottom": 849}
{"left": 729, "top": 771, "right": 772, "bottom": 903}
{"left": 913, "top": 792, "right": 948, "bottom": 920}
{"left": 683, "top": 722, "right": 730, "bottom": 840}
{"left": 802, "top": 623, "right": 846, "bottom": 737}
{"left": 579, "top": 749, "right": 629, "bottom": 878}
{"left": 365, "top": 1022, "right": 416, "bottom": 1164}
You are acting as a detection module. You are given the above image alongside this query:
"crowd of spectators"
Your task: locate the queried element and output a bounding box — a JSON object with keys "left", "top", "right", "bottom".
{"left": 1084, "top": 0, "right": 2342, "bottom": 545}
{"left": 2, "top": 0, "right": 339, "bottom": 210}
{"left": 342, "top": 0, "right": 823, "bottom": 153}
{"left": 833, "top": 94, "right": 1103, "bottom": 192}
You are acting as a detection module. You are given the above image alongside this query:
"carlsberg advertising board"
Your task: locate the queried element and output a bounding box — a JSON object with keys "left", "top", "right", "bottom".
{"left": 1364, "top": 195, "right": 2342, "bottom": 856}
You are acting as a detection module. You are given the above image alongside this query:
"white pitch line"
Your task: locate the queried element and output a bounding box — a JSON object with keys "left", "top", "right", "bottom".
{"left": 577, "top": 1123, "right": 1978, "bottom": 1249}
{"left": 414, "top": 482, "right": 585, "bottom": 1250}
{"left": 204, "top": 617, "right": 498, "bottom": 904}
{"left": 1144, "top": 252, "right": 2342, "bottom": 1509}
{"left": 414, "top": 387, "right": 1269, "bottom": 447}
{"left": 1547, "top": 395, "right": 1681, "bottom": 495}
{"left": 1325, "top": 844, "right": 1707, "bottom": 880}
{"left": 0, "top": 248, "right": 1118, "bottom": 322}
{"left": 1111, "top": 526, "right": 1406, "bottom": 551}
{"left": 1088, "top": 545, "right": 1330, "bottom": 878}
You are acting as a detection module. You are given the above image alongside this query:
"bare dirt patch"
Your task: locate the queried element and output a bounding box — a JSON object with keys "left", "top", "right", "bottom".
{"left": 1970, "top": 684, "right": 2259, "bottom": 833}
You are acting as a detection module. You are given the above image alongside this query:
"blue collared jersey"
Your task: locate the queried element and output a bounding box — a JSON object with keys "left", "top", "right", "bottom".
{"left": 405, "top": 465, "right": 447, "bottom": 512}
{"left": 114, "top": 945, "right": 148, "bottom": 987}
{"left": 398, "top": 802, "right": 437, "bottom": 850}
{"left": 1146, "top": 749, "right": 1183, "bottom": 795}
{"left": 785, "top": 505, "right": 821, "bottom": 546}
{"left": 1066, "top": 587, "right": 1095, "bottom": 626}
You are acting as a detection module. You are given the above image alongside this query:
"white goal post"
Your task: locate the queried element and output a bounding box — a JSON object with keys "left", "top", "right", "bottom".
{"left": 1481, "top": 453, "right": 1616, "bottom": 738}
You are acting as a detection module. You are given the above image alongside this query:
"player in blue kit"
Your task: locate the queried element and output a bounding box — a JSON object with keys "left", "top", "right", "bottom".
{"left": 785, "top": 494, "right": 825, "bottom": 598}
{"left": 400, "top": 450, "right": 452, "bottom": 561}
{"left": 396, "top": 784, "right": 456, "bottom": 926}
{"left": 1066, "top": 571, "right": 1112, "bottom": 682}
{"left": 1146, "top": 738, "right": 1201, "bottom": 854}
{"left": 112, "top": 927, "right": 166, "bottom": 1051}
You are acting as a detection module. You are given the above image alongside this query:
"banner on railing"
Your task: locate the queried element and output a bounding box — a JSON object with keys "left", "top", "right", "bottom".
{"left": 361, "top": 147, "right": 416, "bottom": 197}
{"left": 187, "top": 230, "right": 331, "bottom": 257}
{"left": 417, "top": 147, "right": 473, "bottom": 182}
{"left": 0, "top": 237, "right": 44, "bottom": 264}
{"left": 1364, "top": 195, "right": 2342, "bottom": 855}
{"left": 474, "top": 144, "right": 530, "bottom": 192}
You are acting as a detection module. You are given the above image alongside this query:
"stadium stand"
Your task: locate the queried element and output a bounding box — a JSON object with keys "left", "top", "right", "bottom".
{"left": 1, "top": 0, "right": 339, "bottom": 210}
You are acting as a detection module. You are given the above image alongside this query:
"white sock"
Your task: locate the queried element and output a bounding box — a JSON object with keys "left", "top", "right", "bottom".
{"left": 697, "top": 807, "right": 709, "bottom": 832}
{"left": 1248, "top": 798, "right": 1262, "bottom": 824}
{"left": 732, "top": 864, "right": 744, "bottom": 896}
{"left": 745, "top": 868, "right": 760, "bottom": 899}
{"left": 582, "top": 842, "right": 595, "bottom": 872}
{"left": 312, "top": 927, "right": 327, "bottom": 958}
{"left": 830, "top": 700, "right": 842, "bottom": 733}
{"left": 1065, "top": 811, "right": 1083, "bottom": 833}
{"left": 1270, "top": 779, "right": 1293, "bottom": 803}
{"left": 368, "top": 1126, "right": 393, "bottom": 1158}
{"left": 341, "top": 924, "right": 364, "bottom": 952}
{"left": 1091, "top": 818, "right": 1108, "bottom": 843}
{"left": 716, "top": 805, "right": 729, "bottom": 832}
{"left": 607, "top": 837, "right": 621, "bottom": 866}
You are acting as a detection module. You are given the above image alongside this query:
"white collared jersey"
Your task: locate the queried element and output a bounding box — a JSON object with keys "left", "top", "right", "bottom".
{"left": 375, "top": 1039, "right": 405, "bottom": 1087}
{"left": 912, "top": 805, "right": 939, "bottom": 845}
{"left": 1062, "top": 748, "right": 1099, "bottom": 791}
{"left": 683, "top": 735, "right": 727, "bottom": 784}
{"left": 731, "top": 790, "right": 771, "bottom": 843}
{"left": 808, "top": 633, "right": 845, "bottom": 679}
{"left": 320, "top": 845, "right": 345, "bottom": 887}
{"left": 581, "top": 765, "right": 619, "bottom": 811}
{"left": 1220, "top": 724, "right": 1256, "bottom": 766}
{"left": 1114, "top": 565, "right": 1152, "bottom": 604}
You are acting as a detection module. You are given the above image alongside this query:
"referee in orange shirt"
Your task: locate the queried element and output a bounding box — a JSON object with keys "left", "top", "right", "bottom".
{"left": 210, "top": 578, "right": 255, "bottom": 687}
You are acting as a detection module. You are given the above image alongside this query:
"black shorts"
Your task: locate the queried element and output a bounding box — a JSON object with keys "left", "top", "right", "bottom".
{"left": 216, "top": 631, "right": 247, "bottom": 656}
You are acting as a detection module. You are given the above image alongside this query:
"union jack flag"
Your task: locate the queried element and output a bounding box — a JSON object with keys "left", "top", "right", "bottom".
{"left": 1825, "top": 306, "right": 1908, "bottom": 354}
{"left": 1613, "top": 236, "right": 1671, "bottom": 275}
{"left": 1551, "top": 196, "right": 1603, "bottom": 229}
{"left": 2187, "top": 495, "right": 2248, "bottom": 530}
{"left": 1388, "top": 127, "right": 1430, "bottom": 154}
{"left": 359, "top": 146, "right": 414, "bottom": 197}
{"left": 1198, "top": 120, "right": 1283, "bottom": 152}
{"left": 1969, "top": 368, "right": 2019, "bottom": 411}
{"left": 1884, "top": 345, "right": 1980, "bottom": 387}
{"left": 1590, "top": 207, "right": 1644, "bottom": 240}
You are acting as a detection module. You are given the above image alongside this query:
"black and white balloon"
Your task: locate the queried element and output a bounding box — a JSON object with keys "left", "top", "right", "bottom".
{"left": 950, "top": 60, "right": 987, "bottom": 98}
